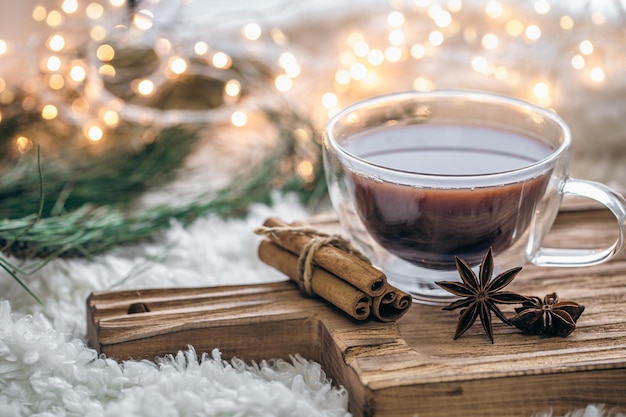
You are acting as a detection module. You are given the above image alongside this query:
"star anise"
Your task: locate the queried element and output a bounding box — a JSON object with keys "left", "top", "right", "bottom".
{"left": 509, "top": 292, "right": 585, "bottom": 337}
{"left": 436, "top": 248, "right": 529, "bottom": 343}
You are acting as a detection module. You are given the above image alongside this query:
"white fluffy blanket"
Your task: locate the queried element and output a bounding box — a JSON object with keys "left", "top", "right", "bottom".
{"left": 0, "top": 194, "right": 623, "bottom": 417}
{"left": 0, "top": 195, "right": 353, "bottom": 417}
{"left": 1, "top": 1, "right": 625, "bottom": 415}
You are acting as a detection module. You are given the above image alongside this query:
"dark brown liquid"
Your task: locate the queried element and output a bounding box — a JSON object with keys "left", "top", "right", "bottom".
{"left": 344, "top": 125, "right": 553, "bottom": 269}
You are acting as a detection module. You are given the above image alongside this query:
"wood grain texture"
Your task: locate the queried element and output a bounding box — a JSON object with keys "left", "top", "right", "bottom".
{"left": 87, "top": 208, "right": 626, "bottom": 417}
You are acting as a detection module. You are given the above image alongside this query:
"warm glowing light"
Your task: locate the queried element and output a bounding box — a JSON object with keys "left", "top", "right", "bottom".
{"left": 270, "top": 28, "right": 288, "bottom": 45}
{"left": 212, "top": 52, "right": 231, "bottom": 69}
{"left": 96, "top": 44, "right": 115, "bottom": 62}
{"left": 481, "top": 34, "right": 499, "bottom": 49}
{"left": 485, "top": 1, "right": 503, "bottom": 18}
{"left": 90, "top": 25, "right": 107, "bottom": 42}
{"left": 353, "top": 40, "right": 369, "bottom": 57}
{"left": 427, "top": 4, "right": 443, "bottom": 20}
{"left": 414, "top": 0, "right": 431, "bottom": 7}
{"left": 46, "top": 10, "right": 63, "bottom": 27}
{"left": 413, "top": 76, "right": 434, "bottom": 91}
{"left": 223, "top": 80, "right": 240, "bottom": 97}
{"left": 389, "top": 29, "right": 405, "bottom": 46}
{"left": 592, "top": 12, "right": 606, "bottom": 25}
{"left": 99, "top": 64, "right": 116, "bottom": 77}
{"left": 155, "top": 38, "right": 171, "bottom": 55}
{"left": 349, "top": 62, "right": 367, "bottom": 80}
{"left": 0, "top": 40, "right": 7, "bottom": 55}
{"left": 388, "top": 11, "right": 405, "bottom": 27}
{"left": 0, "top": 90, "right": 13, "bottom": 106}
{"left": 533, "top": 82, "right": 549, "bottom": 98}
{"left": 109, "top": 0, "right": 126, "bottom": 6}
{"left": 472, "top": 56, "right": 488, "bottom": 73}
{"left": 494, "top": 66, "right": 508, "bottom": 80}
{"left": 86, "top": 3, "right": 104, "bottom": 20}
{"left": 133, "top": 10, "right": 154, "bottom": 30}
{"left": 293, "top": 128, "right": 311, "bottom": 146}
{"left": 70, "top": 65, "right": 86, "bottom": 82}
{"left": 16, "top": 136, "right": 33, "bottom": 154}
{"left": 279, "top": 52, "right": 300, "bottom": 78}
{"left": 533, "top": 82, "right": 552, "bottom": 107}
{"left": 340, "top": 51, "right": 356, "bottom": 67}
{"left": 434, "top": 10, "right": 452, "bottom": 28}
{"left": 368, "top": 49, "right": 384, "bottom": 65}
{"left": 363, "top": 70, "right": 378, "bottom": 85}
{"left": 279, "top": 52, "right": 298, "bottom": 71}
{"left": 136, "top": 79, "right": 154, "bottom": 95}
{"left": 410, "top": 44, "right": 426, "bottom": 59}
{"left": 384, "top": 46, "right": 402, "bottom": 62}
{"left": 428, "top": 31, "right": 444, "bottom": 46}
{"left": 243, "top": 23, "right": 262, "bottom": 40}
{"left": 285, "top": 64, "right": 301, "bottom": 78}
{"left": 525, "top": 25, "right": 541, "bottom": 41}
{"left": 579, "top": 40, "right": 593, "bottom": 55}
{"left": 534, "top": 0, "right": 550, "bottom": 14}
{"left": 296, "top": 160, "right": 315, "bottom": 182}
{"left": 559, "top": 15, "right": 574, "bottom": 30}
{"left": 101, "top": 109, "right": 119, "bottom": 127}
{"left": 571, "top": 55, "right": 585, "bottom": 70}
{"left": 277, "top": 52, "right": 295, "bottom": 68}
{"left": 447, "top": 0, "right": 462, "bottom": 12}
{"left": 87, "top": 125, "right": 104, "bottom": 142}
{"left": 46, "top": 56, "right": 62, "bottom": 71}
{"left": 61, "top": 0, "right": 79, "bottom": 14}
{"left": 231, "top": 111, "right": 248, "bottom": 127}
{"left": 42, "top": 104, "right": 58, "bottom": 120}
{"left": 275, "top": 74, "right": 293, "bottom": 92}
{"left": 463, "top": 26, "right": 477, "bottom": 43}
{"left": 168, "top": 56, "right": 187, "bottom": 75}
{"left": 194, "top": 41, "right": 209, "bottom": 55}
{"left": 335, "top": 69, "right": 351, "bottom": 85}
{"left": 346, "top": 33, "right": 363, "bottom": 50}
{"left": 32, "top": 5, "right": 47, "bottom": 21}
{"left": 322, "top": 92, "right": 338, "bottom": 108}
{"left": 47, "top": 34, "right": 65, "bottom": 51}
{"left": 590, "top": 67, "right": 605, "bottom": 83}
{"left": 506, "top": 19, "right": 524, "bottom": 36}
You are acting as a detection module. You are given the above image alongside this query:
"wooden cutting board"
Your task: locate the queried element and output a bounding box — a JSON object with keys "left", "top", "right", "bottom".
{"left": 87, "top": 207, "right": 626, "bottom": 417}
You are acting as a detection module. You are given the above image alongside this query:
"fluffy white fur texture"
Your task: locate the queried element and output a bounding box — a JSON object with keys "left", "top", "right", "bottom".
{"left": 0, "top": 195, "right": 353, "bottom": 417}
{"left": 0, "top": 194, "right": 623, "bottom": 417}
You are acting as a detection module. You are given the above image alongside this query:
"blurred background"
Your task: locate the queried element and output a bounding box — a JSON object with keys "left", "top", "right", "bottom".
{"left": 0, "top": 0, "right": 624, "bottom": 263}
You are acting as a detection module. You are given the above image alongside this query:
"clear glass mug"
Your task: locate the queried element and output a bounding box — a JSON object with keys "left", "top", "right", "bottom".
{"left": 323, "top": 90, "right": 626, "bottom": 305}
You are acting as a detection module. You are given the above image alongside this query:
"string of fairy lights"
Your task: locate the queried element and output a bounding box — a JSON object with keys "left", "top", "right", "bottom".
{"left": 323, "top": 0, "right": 623, "bottom": 114}
{"left": 0, "top": 0, "right": 623, "bottom": 152}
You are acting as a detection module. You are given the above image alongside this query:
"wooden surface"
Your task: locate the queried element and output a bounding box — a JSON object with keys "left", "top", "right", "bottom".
{"left": 87, "top": 208, "right": 626, "bottom": 417}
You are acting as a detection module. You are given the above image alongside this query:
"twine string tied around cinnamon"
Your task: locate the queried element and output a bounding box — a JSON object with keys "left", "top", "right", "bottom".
{"left": 255, "top": 225, "right": 371, "bottom": 296}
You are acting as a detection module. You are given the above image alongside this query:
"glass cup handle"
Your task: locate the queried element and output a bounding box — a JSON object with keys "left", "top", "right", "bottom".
{"left": 531, "top": 178, "right": 626, "bottom": 267}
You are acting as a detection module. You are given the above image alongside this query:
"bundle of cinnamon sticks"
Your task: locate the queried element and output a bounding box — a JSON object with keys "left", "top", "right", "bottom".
{"left": 256, "top": 217, "right": 412, "bottom": 322}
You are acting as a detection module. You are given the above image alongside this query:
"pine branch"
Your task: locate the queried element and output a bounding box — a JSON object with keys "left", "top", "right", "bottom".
{"left": 0, "top": 106, "right": 326, "bottom": 303}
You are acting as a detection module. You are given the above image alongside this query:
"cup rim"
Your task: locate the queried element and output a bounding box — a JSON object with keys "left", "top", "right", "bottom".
{"left": 324, "top": 89, "right": 571, "bottom": 188}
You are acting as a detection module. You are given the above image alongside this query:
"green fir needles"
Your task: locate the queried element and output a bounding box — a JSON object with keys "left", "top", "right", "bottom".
{"left": 0, "top": 104, "right": 326, "bottom": 303}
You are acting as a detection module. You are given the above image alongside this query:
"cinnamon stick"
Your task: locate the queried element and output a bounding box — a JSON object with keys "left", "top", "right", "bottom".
{"left": 372, "top": 288, "right": 412, "bottom": 322}
{"left": 258, "top": 239, "right": 372, "bottom": 320}
{"left": 261, "top": 217, "right": 386, "bottom": 297}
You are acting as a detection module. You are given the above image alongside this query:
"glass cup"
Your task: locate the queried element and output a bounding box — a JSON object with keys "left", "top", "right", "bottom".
{"left": 323, "top": 90, "right": 626, "bottom": 305}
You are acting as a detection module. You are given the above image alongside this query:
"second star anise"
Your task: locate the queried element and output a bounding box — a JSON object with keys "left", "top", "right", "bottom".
{"left": 509, "top": 292, "right": 585, "bottom": 337}
{"left": 436, "top": 248, "right": 529, "bottom": 343}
